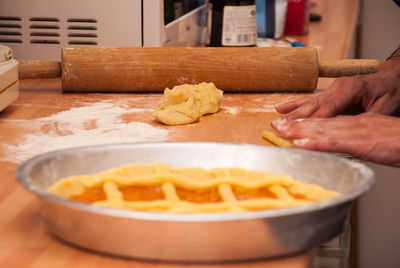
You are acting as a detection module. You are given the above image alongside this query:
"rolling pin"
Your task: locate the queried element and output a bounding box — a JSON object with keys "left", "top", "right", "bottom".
{"left": 18, "top": 47, "right": 381, "bottom": 92}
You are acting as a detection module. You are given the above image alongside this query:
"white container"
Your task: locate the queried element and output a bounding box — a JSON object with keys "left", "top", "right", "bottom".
{"left": 0, "top": 45, "right": 18, "bottom": 112}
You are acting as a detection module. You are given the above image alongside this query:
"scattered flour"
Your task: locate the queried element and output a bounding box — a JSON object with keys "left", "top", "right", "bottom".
{"left": 246, "top": 104, "right": 277, "bottom": 113}
{"left": 0, "top": 100, "right": 170, "bottom": 164}
{"left": 222, "top": 106, "right": 240, "bottom": 115}
{"left": 246, "top": 95, "right": 300, "bottom": 113}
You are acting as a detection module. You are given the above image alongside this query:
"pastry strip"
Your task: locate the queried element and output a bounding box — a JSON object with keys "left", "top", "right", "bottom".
{"left": 262, "top": 130, "right": 293, "bottom": 148}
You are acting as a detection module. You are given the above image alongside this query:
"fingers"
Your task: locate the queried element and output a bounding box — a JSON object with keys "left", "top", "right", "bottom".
{"left": 283, "top": 100, "right": 321, "bottom": 120}
{"left": 271, "top": 113, "right": 400, "bottom": 166}
{"left": 272, "top": 117, "right": 356, "bottom": 157}
{"left": 272, "top": 117, "right": 328, "bottom": 140}
{"left": 271, "top": 116, "right": 357, "bottom": 150}
{"left": 275, "top": 99, "right": 307, "bottom": 114}
{"left": 311, "top": 101, "right": 340, "bottom": 118}
{"left": 292, "top": 135, "right": 341, "bottom": 152}
{"left": 275, "top": 92, "right": 337, "bottom": 120}
{"left": 274, "top": 77, "right": 365, "bottom": 120}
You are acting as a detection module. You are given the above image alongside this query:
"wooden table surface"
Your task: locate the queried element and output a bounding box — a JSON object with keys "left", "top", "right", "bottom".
{"left": 0, "top": 0, "right": 359, "bottom": 267}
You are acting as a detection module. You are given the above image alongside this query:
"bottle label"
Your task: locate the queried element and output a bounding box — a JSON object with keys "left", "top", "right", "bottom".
{"left": 221, "top": 5, "right": 257, "bottom": 46}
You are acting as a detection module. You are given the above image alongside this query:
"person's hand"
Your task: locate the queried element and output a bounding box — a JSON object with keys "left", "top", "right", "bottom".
{"left": 275, "top": 70, "right": 400, "bottom": 120}
{"left": 271, "top": 113, "right": 400, "bottom": 167}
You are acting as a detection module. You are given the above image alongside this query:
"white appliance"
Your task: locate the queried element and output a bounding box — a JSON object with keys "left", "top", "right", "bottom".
{"left": 0, "top": 0, "right": 209, "bottom": 61}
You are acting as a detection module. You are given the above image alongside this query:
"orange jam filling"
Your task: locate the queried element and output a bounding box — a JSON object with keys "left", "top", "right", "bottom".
{"left": 68, "top": 184, "right": 310, "bottom": 205}
{"left": 175, "top": 187, "right": 222, "bottom": 203}
{"left": 232, "top": 187, "right": 276, "bottom": 200}
{"left": 119, "top": 185, "right": 164, "bottom": 201}
{"left": 289, "top": 192, "right": 310, "bottom": 200}
{"left": 69, "top": 185, "right": 107, "bottom": 203}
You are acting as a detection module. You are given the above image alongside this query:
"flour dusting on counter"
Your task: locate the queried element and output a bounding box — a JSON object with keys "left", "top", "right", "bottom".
{"left": 222, "top": 106, "right": 240, "bottom": 115}
{"left": 247, "top": 104, "right": 277, "bottom": 113}
{"left": 246, "top": 95, "right": 302, "bottom": 113}
{"left": 0, "top": 100, "right": 170, "bottom": 163}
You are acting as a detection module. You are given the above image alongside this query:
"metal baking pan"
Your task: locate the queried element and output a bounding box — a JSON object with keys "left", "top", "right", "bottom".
{"left": 16, "top": 142, "right": 375, "bottom": 262}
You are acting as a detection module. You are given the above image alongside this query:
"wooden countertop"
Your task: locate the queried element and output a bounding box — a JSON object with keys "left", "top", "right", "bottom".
{"left": 0, "top": 0, "right": 359, "bottom": 267}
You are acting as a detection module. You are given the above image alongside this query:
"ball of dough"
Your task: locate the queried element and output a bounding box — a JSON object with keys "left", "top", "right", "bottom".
{"left": 153, "top": 82, "right": 223, "bottom": 125}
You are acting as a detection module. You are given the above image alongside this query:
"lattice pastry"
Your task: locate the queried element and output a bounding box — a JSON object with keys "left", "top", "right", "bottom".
{"left": 48, "top": 163, "right": 339, "bottom": 213}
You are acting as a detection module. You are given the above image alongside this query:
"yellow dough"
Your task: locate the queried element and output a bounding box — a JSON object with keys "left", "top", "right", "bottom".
{"left": 262, "top": 130, "right": 293, "bottom": 148}
{"left": 153, "top": 82, "right": 223, "bottom": 125}
{"left": 48, "top": 162, "right": 339, "bottom": 214}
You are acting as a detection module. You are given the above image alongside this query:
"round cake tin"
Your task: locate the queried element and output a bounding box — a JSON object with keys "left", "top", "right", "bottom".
{"left": 16, "top": 142, "right": 375, "bottom": 262}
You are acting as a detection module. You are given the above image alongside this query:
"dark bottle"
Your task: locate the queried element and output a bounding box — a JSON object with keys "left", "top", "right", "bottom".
{"left": 164, "top": 0, "right": 185, "bottom": 25}
{"left": 208, "top": 0, "right": 257, "bottom": 47}
{"left": 164, "top": 0, "right": 175, "bottom": 25}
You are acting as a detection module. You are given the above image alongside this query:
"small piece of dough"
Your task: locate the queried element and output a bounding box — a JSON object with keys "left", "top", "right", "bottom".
{"left": 153, "top": 82, "right": 223, "bottom": 125}
{"left": 262, "top": 130, "right": 293, "bottom": 148}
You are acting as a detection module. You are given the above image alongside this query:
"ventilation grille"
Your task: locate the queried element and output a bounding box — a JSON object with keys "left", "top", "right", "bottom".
{"left": 67, "top": 18, "right": 98, "bottom": 45}
{"left": 29, "top": 17, "right": 60, "bottom": 44}
{"left": 0, "top": 16, "right": 99, "bottom": 46}
{"left": 0, "top": 16, "right": 22, "bottom": 43}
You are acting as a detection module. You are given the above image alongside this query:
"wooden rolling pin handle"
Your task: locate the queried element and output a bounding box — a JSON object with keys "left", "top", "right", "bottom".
{"left": 18, "top": 60, "right": 61, "bottom": 79}
{"left": 318, "top": 59, "right": 382, "bottom": 77}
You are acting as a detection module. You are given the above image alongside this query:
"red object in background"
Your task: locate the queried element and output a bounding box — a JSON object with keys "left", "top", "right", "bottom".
{"left": 284, "top": 0, "right": 309, "bottom": 35}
